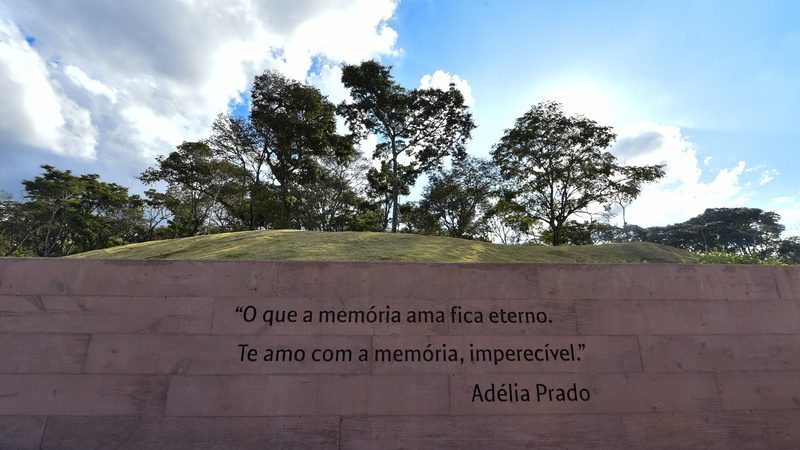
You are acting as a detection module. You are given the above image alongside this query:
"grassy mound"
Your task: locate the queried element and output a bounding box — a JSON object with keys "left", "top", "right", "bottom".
{"left": 69, "top": 230, "right": 695, "bottom": 263}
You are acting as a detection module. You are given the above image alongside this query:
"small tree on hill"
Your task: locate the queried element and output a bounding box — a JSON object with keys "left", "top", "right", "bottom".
{"left": 416, "top": 156, "right": 499, "bottom": 239}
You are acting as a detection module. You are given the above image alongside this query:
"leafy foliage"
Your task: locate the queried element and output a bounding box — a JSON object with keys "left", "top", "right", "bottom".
{"left": 492, "top": 101, "right": 665, "bottom": 245}
{"left": 570, "top": 207, "right": 798, "bottom": 264}
{"left": 139, "top": 141, "right": 236, "bottom": 236}
{"left": 403, "top": 157, "right": 498, "bottom": 239}
{"left": 637, "top": 208, "right": 785, "bottom": 257}
{"left": 1, "top": 165, "right": 144, "bottom": 256}
{"left": 778, "top": 237, "right": 800, "bottom": 264}
{"left": 339, "top": 60, "right": 476, "bottom": 232}
{"left": 2, "top": 63, "right": 794, "bottom": 266}
{"left": 140, "top": 70, "right": 369, "bottom": 234}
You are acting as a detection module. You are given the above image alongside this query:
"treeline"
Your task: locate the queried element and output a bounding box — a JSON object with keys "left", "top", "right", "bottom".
{"left": 1, "top": 61, "right": 798, "bottom": 263}
{"left": 0, "top": 166, "right": 146, "bottom": 257}
{"left": 542, "top": 209, "right": 800, "bottom": 263}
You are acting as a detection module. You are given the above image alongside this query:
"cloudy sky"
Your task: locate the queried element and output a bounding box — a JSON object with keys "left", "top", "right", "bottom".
{"left": 1, "top": 0, "right": 798, "bottom": 234}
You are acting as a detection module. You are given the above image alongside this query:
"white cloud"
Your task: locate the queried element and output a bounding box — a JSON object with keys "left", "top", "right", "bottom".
{"left": 770, "top": 195, "right": 800, "bottom": 236}
{"left": 611, "top": 123, "right": 754, "bottom": 227}
{"left": 306, "top": 64, "right": 349, "bottom": 105}
{"left": 0, "top": 0, "right": 399, "bottom": 183}
{"left": 120, "top": 105, "right": 188, "bottom": 152}
{"left": 64, "top": 65, "right": 117, "bottom": 103}
{"left": 277, "top": 0, "right": 398, "bottom": 80}
{"left": 759, "top": 169, "right": 779, "bottom": 185}
{"left": 419, "top": 70, "right": 475, "bottom": 107}
{"left": 0, "top": 19, "right": 97, "bottom": 159}
{"left": 360, "top": 134, "right": 379, "bottom": 162}
{"left": 529, "top": 76, "right": 630, "bottom": 126}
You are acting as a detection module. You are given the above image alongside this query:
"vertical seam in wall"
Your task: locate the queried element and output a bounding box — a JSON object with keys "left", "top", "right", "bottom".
{"left": 366, "top": 264, "right": 374, "bottom": 306}
{"left": 447, "top": 268, "right": 454, "bottom": 417}
{"left": 712, "top": 371, "right": 723, "bottom": 410}
{"left": 160, "top": 374, "right": 171, "bottom": 416}
{"left": 38, "top": 415, "right": 49, "bottom": 450}
{"left": 447, "top": 372, "right": 452, "bottom": 416}
{"left": 208, "top": 298, "right": 216, "bottom": 336}
{"left": 635, "top": 334, "right": 645, "bottom": 372}
{"left": 338, "top": 415, "right": 343, "bottom": 450}
{"left": 535, "top": 265, "right": 542, "bottom": 300}
{"left": 772, "top": 266, "right": 783, "bottom": 301}
{"left": 572, "top": 300, "right": 580, "bottom": 335}
{"left": 81, "top": 334, "right": 93, "bottom": 374}
{"left": 271, "top": 263, "right": 281, "bottom": 297}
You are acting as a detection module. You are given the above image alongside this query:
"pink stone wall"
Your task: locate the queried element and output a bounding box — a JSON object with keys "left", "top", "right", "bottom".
{"left": 0, "top": 258, "right": 799, "bottom": 449}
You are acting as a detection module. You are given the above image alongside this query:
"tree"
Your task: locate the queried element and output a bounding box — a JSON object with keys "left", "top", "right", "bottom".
{"left": 414, "top": 157, "right": 499, "bottom": 239}
{"left": 6, "top": 165, "right": 145, "bottom": 256}
{"left": 205, "top": 114, "right": 267, "bottom": 230}
{"left": 141, "top": 189, "right": 177, "bottom": 240}
{"left": 339, "top": 60, "right": 476, "bottom": 232}
{"left": 589, "top": 223, "right": 648, "bottom": 244}
{"left": 0, "top": 191, "right": 35, "bottom": 256}
{"left": 541, "top": 220, "right": 597, "bottom": 245}
{"left": 140, "top": 141, "right": 238, "bottom": 236}
{"left": 597, "top": 207, "right": 790, "bottom": 259}
{"left": 484, "top": 197, "right": 538, "bottom": 245}
{"left": 365, "top": 161, "right": 413, "bottom": 230}
{"left": 778, "top": 237, "right": 800, "bottom": 264}
{"left": 399, "top": 202, "right": 442, "bottom": 235}
{"left": 142, "top": 71, "right": 357, "bottom": 233}
{"left": 196, "top": 71, "right": 357, "bottom": 230}
{"left": 248, "top": 70, "right": 356, "bottom": 228}
{"left": 664, "top": 208, "right": 784, "bottom": 256}
{"left": 492, "top": 101, "right": 665, "bottom": 245}
{"left": 292, "top": 155, "right": 383, "bottom": 231}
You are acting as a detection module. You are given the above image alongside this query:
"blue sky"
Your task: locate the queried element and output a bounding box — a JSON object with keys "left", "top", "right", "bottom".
{"left": 386, "top": 0, "right": 800, "bottom": 232}
{"left": 1, "top": 0, "right": 798, "bottom": 233}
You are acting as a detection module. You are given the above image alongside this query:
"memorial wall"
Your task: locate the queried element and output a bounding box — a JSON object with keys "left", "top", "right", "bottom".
{"left": 1, "top": 258, "right": 799, "bottom": 449}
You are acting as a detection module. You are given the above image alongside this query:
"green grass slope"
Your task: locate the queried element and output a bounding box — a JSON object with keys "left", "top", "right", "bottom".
{"left": 69, "top": 230, "right": 695, "bottom": 263}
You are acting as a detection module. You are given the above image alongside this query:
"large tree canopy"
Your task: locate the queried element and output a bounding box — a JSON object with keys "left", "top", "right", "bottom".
{"left": 141, "top": 70, "right": 364, "bottom": 233}
{"left": 1, "top": 165, "right": 144, "bottom": 256}
{"left": 209, "top": 70, "right": 357, "bottom": 229}
{"left": 492, "top": 101, "right": 665, "bottom": 245}
{"left": 139, "top": 141, "right": 238, "bottom": 235}
{"left": 339, "top": 60, "right": 476, "bottom": 232}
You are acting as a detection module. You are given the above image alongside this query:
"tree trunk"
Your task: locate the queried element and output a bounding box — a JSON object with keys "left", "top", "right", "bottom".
{"left": 551, "top": 223, "right": 561, "bottom": 246}
{"left": 621, "top": 205, "right": 627, "bottom": 228}
{"left": 390, "top": 149, "right": 399, "bottom": 233}
{"left": 248, "top": 182, "right": 255, "bottom": 230}
{"left": 390, "top": 183, "right": 399, "bottom": 233}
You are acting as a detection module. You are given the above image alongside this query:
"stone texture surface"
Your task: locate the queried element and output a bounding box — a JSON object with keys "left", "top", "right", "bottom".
{"left": 41, "top": 416, "right": 340, "bottom": 450}
{"left": 165, "top": 374, "right": 449, "bottom": 416}
{"left": 0, "top": 258, "right": 797, "bottom": 449}
{"left": 576, "top": 299, "right": 800, "bottom": 335}
{"left": 0, "top": 333, "right": 89, "bottom": 373}
{"left": 0, "top": 295, "right": 213, "bottom": 334}
{"left": 341, "top": 415, "right": 629, "bottom": 449}
{"left": 0, "top": 374, "right": 167, "bottom": 416}
{"left": 0, "top": 416, "right": 46, "bottom": 449}
{"left": 640, "top": 335, "right": 800, "bottom": 372}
